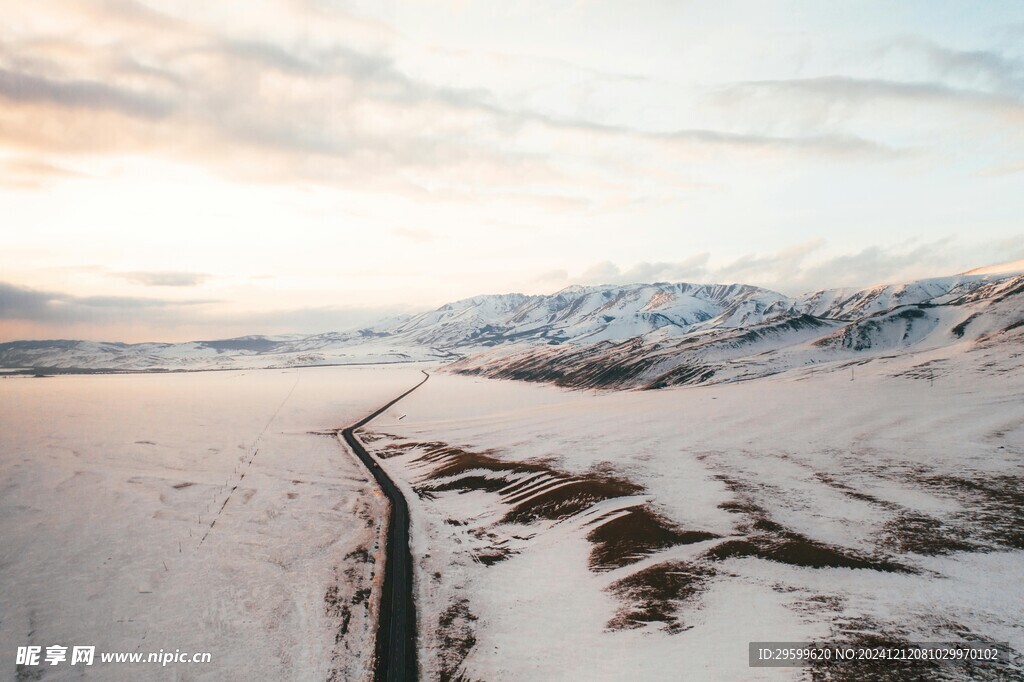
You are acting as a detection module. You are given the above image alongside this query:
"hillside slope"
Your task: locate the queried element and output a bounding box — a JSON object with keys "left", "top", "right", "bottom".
{"left": 449, "top": 272, "right": 1024, "bottom": 389}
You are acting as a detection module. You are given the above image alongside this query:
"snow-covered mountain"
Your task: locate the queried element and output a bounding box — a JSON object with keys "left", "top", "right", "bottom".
{"left": 381, "top": 282, "right": 793, "bottom": 347}
{"left": 451, "top": 270, "right": 1024, "bottom": 388}
{"left": 0, "top": 282, "right": 794, "bottom": 372}
{"left": 794, "top": 274, "right": 1005, "bottom": 320}
{"left": 2, "top": 266, "right": 1022, "bottom": 382}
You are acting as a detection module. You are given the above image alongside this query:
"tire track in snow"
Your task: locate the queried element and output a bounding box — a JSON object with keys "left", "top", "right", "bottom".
{"left": 198, "top": 372, "right": 301, "bottom": 547}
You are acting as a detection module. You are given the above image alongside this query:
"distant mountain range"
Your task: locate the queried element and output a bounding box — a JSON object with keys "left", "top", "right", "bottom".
{"left": 3, "top": 262, "right": 1023, "bottom": 387}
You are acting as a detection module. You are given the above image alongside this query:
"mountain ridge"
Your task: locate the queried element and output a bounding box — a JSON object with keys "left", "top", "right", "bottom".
{"left": 2, "top": 266, "right": 1022, "bottom": 383}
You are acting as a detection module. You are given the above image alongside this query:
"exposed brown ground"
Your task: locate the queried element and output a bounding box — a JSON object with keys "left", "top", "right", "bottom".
{"left": 586, "top": 507, "right": 719, "bottom": 572}
{"left": 436, "top": 599, "right": 478, "bottom": 682}
{"left": 606, "top": 561, "right": 713, "bottom": 634}
{"left": 366, "top": 434, "right": 1024, "bottom": 674}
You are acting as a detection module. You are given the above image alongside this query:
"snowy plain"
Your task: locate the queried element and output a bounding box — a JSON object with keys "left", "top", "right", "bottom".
{"left": 2, "top": 286, "right": 1021, "bottom": 681}
{"left": 364, "top": 351, "right": 1024, "bottom": 681}
{"left": 0, "top": 364, "right": 427, "bottom": 681}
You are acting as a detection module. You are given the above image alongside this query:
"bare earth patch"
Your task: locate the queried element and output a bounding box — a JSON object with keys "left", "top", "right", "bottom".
{"left": 376, "top": 436, "right": 1024, "bottom": 681}
{"left": 586, "top": 507, "right": 719, "bottom": 572}
{"left": 606, "top": 561, "right": 713, "bottom": 634}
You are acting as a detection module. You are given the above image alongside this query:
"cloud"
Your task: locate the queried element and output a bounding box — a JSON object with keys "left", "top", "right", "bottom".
{"left": 533, "top": 113, "right": 898, "bottom": 158}
{"left": 391, "top": 227, "right": 434, "bottom": 243}
{"left": 714, "top": 239, "right": 825, "bottom": 283}
{"left": 0, "top": 68, "right": 175, "bottom": 119}
{"left": 732, "top": 76, "right": 1022, "bottom": 113}
{"left": 877, "top": 37, "right": 1023, "bottom": 94}
{"left": 717, "top": 65, "right": 1024, "bottom": 147}
{"left": 0, "top": 156, "right": 83, "bottom": 188}
{"left": 0, "top": 282, "right": 65, "bottom": 321}
{"left": 977, "top": 161, "right": 1024, "bottom": 177}
{"left": 619, "top": 255, "right": 712, "bottom": 283}
{"left": 0, "top": 280, "right": 216, "bottom": 325}
{"left": 710, "top": 38, "right": 1024, "bottom": 150}
{"left": 574, "top": 254, "right": 712, "bottom": 285}
{"left": 0, "top": 1, "right": 908, "bottom": 207}
{"left": 701, "top": 238, "right": 977, "bottom": 295}
{"left": 0, "top": 279, "right": 408, "bottom": 342}
{"left": 3, "top": 2, "right": 1020, "bottom": 206}
{"left": 533, "top": 268, "right": 569, "bottom": 284}
{"left": 791, "top": 237, "right": 1017, "bottom": 293}
{"left": 578, "top": 261, "right": 621, "bottom": 282}
{"left": 559, "top": 238, "right": 1024, "bottom": 296}
{"left": 114, "top": 271, "right": 213, "bottom": 287}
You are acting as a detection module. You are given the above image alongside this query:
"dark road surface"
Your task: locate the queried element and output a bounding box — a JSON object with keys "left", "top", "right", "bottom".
{"left": 341, "top": 370, "right": 428, "bottom": 682}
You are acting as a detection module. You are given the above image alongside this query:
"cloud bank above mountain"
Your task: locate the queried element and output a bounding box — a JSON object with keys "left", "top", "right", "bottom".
{"left": 2, "top": 1, "right": 1023, "bottom": 341}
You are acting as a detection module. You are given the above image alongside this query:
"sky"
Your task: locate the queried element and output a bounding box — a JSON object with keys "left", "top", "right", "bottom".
{"left": 1, "top": 0, "right": 1023, "bottom": 342}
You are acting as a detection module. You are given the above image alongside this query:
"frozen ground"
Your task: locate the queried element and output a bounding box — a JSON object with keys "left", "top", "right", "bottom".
{"left": 0, "top": 364, "right": 427, "bottom": 681}
{"left": 3, "top": 318, "right": 1021, "bottom": 681}
{"left": 0, "top": 336, "right": 446, "bottom": 373}
{"left": 363, "top": 351, "right": 1024, "bottom": 680}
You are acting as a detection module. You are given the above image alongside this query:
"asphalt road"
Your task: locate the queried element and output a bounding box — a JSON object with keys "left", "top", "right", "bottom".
{"left": 341, "top": 370, "right": 428, "bottom": 682}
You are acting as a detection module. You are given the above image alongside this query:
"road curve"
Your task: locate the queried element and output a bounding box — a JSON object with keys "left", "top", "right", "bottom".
{"left": 341, "top": 370, "right": 428, "bottom": 682}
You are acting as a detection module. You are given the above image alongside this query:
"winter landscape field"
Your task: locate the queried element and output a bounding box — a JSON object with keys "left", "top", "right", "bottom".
{"left": 4, "top": 2, "right": 1024, "bottom": 680}
{"left": 0, "top": 365, "right": 426, "bottom": 680}
{"left": 365, "top": 363, "right": 1024, "bottom": 680}
{"left": 3, "top": 261, "right": 1024, "bottom": 680}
